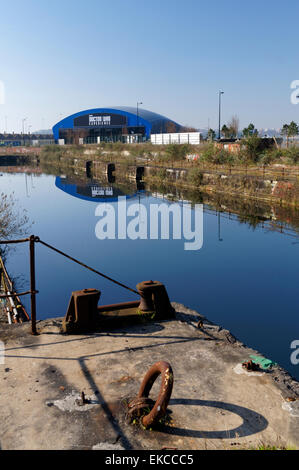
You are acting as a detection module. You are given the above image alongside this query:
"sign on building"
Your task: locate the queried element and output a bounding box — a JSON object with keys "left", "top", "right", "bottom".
{"left": 74, "top": 113, "right": 127, "bottom": 128}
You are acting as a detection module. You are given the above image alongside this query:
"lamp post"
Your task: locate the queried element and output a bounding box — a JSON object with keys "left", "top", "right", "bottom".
{"left": 218, "top": 91, "right": 224, "bottom": 140}
{"left": 136, "top": 102, "right": 143, "bottom": 142}
{"left": 22, "top": 118, "right": 27, "bottom": 146}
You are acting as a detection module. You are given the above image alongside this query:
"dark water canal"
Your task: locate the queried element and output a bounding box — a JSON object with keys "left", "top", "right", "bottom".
{"left": 1, "top": 168, "right": 299, "bottom": 380}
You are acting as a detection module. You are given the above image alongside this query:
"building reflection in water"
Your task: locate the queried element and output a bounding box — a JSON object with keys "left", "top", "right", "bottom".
{"left": 55, "top": 175, "right": 145, "bottom": 203}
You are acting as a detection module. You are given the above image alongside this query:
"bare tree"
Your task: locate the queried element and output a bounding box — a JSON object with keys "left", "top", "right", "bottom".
{"left": 228, "top": 115, "right": 240, "bottom": 138}
{"left": 165, "top": 121, "right": 177, "bottom": 133}
{"left": 181, "top": 125, "right": 198, "bottom": 132}
{"left": 0, "top": 192, "right": 31, "bottom": 259}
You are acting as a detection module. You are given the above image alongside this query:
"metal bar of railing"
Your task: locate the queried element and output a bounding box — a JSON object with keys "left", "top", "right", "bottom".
{"left": 29, "top": 236, "right": 37, "bottom": 335}
{"left": 0, "top": 290, "right": 38, "bottom": 299}
{"left": 0, "top": 238, "right": 31, "bottom": 245}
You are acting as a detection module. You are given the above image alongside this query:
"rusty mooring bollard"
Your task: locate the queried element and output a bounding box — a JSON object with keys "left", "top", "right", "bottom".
{"left": 62, "top": 288, "right": 101, "bottom": 334}
{"left": 128, "top": 361, "right": 174, "bottom": 429}
{"left": 137, "top": 281, "right": 175, "bottom": 320}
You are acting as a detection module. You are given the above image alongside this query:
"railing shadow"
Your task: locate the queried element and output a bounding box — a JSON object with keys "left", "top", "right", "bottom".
{"left": 4, "top": 334, "right": 203, "bottom": 360}
{"left": 162, "top": 398, "right": 268, "bottom": 439}
{"left": 78, "top": 357, "right": 133, "bottom": 450}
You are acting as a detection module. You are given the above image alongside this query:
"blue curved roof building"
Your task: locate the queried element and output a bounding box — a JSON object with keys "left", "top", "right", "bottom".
{"left": 52, "top": 106, "right": 182, "bottom": 144}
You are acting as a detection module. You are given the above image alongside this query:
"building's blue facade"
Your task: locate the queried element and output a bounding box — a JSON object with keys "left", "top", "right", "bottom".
{"left": 52, "top": 106, "right": 182, "bottom": 143}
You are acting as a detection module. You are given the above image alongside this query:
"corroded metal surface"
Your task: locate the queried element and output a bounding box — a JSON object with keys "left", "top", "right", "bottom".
{"left": 242, "top": 360, "right": 260, "bottom": 372}
{"left": 129, "top": 361, "right": 174, "bottom": 429}
{"left": 137, "top": 281, "right": 176, "bottom": 319}
{"left": 63, "top": 289, "right": 101, "bottom": 334}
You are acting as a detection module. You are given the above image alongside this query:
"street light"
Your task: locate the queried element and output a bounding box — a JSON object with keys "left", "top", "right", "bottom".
{"left": 137, "top": 101, "right": 143, "bottom": 127}
{"left": 136, "top": 102, "right": 143, "bottom": 143}
{"left": 22, "top": 118, "right": 27, "bottom": 134}
{"left": 22, "top": 118, "right": 27, "bottom": 146}
{"left": 218, "top": 91, "right": 224, "bottom": 140}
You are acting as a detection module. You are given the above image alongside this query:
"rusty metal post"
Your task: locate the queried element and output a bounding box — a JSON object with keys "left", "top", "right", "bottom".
{"left": 137, "top": 280, "right": 176, "bottom": 319}
{"left": 29, "top": 236, "right": 38, "bottom": 335}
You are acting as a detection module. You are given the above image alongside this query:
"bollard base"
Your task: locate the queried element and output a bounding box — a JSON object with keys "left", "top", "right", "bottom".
{"left": 62, "top": 288, "right": 101, "bottom": 334}
{"left": 137, "top": 281, "right": 176, "bottom": 321}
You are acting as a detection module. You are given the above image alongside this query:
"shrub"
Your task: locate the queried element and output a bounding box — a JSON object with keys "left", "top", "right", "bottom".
{"left": 242, "top": 136, "right": 264, "bottom": 162}
{"left": 165, "top": 144, "right": 193, "bottom": 161}
{"left": 40, "top": 145, "right": 66, "bottom": 161}
{"left": 188, "top": 168, "right": 204, "bottom": 186}
{"left": 200, "top": 144, "right": 234, "bottom": 165}
{"left": 260, "top": 151, "right": 278, "bottom": 165}
{"left": 286, "top": 146, "right": 299, "bottom": 164}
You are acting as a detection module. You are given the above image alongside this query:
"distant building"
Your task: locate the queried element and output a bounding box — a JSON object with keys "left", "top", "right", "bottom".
{"left": 52, "top": 107, "right": 184, "bottom": 145}
{"left": 0, "top": 133, "right": 54, "bottom": 147}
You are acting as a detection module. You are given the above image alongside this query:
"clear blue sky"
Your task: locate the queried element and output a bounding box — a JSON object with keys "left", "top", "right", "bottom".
{"left": 1, "top": 0, "right": 298, "bottom": 133}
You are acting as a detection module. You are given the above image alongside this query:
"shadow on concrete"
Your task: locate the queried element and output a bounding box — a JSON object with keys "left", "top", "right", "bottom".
{"left": 79, "top": 357, "right": 133, "bottom": 450}
{"left": 164, "top": 398, "right": 268, "bottom": 439}
{"left": 4, "top": 335, "right": 203, "bottom": 360}
{"left": 38, "top": 322, "right": 166, "bottom": 336}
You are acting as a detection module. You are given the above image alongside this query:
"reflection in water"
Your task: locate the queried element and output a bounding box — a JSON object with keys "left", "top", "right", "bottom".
{"left": 54, "top": 169, "right": 299, "bottom": 244}
{"left": 145, "top": 180, "right": 299, "bottom": 243}
{"left": 55, "top": 175, "right": 145, "bottom": 203}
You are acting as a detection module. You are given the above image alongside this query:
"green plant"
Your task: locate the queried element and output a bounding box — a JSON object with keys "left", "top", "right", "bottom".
{"left": 165, "top": 143, "right": 193, "bottom": 162}
{"left": 242, "top": 136, "right": 265, "bottom": 163}
{"left": 242, "top": 123, "right": 258, "bottom": 138}
{"left": 259, "top": 149, "right": 280, "bottom": 165}
{"left": 207, "top": 128, "right": 216, "bottom": 141}
{"left": 188, "top": 168, "right": 204, "bottom": 186}
{"left": 286, "top": 146, "right": 299, "bottom": 164}
{"left": 200, "top": 144, "right": 234, "bottom": 165}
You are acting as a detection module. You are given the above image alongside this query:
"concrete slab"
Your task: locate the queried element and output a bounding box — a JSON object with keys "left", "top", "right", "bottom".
{"left": 0, "top": 304, "right": 298, "bottom": 450}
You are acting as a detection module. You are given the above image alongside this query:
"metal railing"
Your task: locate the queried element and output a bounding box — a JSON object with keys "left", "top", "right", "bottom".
{"left": 0, "top": 235, "right": 139, "bottom": 335}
